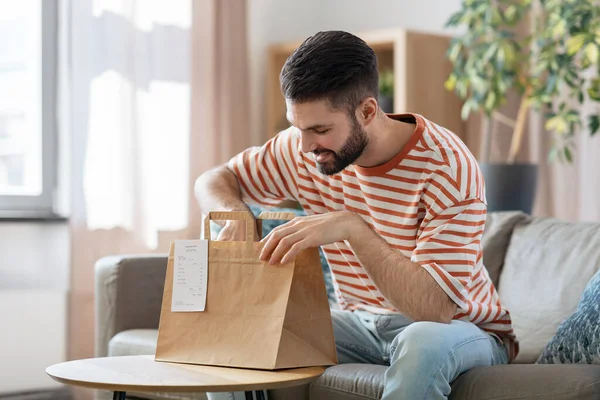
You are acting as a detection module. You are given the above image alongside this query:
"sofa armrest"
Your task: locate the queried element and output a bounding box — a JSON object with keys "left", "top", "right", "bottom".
{"left": 95, "top": 254, "right": 167, "bottom": 358}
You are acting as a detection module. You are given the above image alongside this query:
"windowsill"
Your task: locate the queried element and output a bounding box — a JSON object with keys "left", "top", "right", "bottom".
{"left": 0, "top": 211, "right": 68, "bottom": 222}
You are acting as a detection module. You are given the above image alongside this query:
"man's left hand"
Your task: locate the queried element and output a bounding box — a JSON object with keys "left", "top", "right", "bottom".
{"left": 259, "top": 211, "right": 362, "bottom": 265}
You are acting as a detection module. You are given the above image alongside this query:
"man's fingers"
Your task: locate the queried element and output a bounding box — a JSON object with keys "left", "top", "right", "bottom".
{"left": 260, "top": 219, "right": 296, "bottom": 243}
{"left": 259, "top": 224, "right": 298, "bottom": 260}
{"left": 268, "top": 232, "right": 306, "bottom": 264}
{"left": 280, "top": 241, "right": 309, "bottom": 265}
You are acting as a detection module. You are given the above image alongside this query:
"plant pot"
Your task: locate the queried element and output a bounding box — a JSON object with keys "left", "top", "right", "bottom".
{"left": 378, "top": 95, "right": 394, "bottom": 113}
{"left": 479, "top": 163, "right": 538, "bottom": 215}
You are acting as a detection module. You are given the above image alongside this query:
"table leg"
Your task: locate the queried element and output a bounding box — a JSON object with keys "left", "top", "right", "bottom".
{"left": 244, "top": 391, "right": 265, "bottom": 400}
{"left": 112, "top": 391, "right": 126, "bottom": 400}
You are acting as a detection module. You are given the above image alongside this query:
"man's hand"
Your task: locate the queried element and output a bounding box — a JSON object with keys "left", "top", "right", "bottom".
{"left": 259, "top": 211, "right": 362, "bottom": 264}
{"left": 216, "top": 220, "right": 260, "bottom": 241}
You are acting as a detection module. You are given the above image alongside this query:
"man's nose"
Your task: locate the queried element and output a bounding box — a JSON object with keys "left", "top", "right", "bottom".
{"left": 300, "top": 132, "right": 317, "bottom": 154}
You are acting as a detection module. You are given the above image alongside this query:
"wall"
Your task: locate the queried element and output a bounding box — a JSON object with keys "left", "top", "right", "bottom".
{"left": 0, "top": 221, "right": 69, "bottom": 394}
{"left": 248, "top": 0, "right": 464, "bottom": 144}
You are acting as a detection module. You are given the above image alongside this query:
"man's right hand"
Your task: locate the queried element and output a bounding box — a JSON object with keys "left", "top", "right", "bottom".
{"left": 216, "top": 219, "right": 260, "bottom": 242}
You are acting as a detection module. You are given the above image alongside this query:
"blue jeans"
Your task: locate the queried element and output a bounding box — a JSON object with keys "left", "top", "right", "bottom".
{"left": 207, "top": 309, "right": 508, "bottom": 400}
{"left": 332, "top": 309, "right": 509, "bottom": 399}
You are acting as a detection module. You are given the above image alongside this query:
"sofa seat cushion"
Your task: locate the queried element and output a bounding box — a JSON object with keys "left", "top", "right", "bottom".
{"left": 311, "top": 364, "right": 386, "bottom": 400}
{"left": 108, "top": 329, "right": 158, "bottom": 356}
{"left": 451, "top": 364, "right": 600, "bottom": 400}
{"left": 309, "top": 364, "right": 600, "bottom": 400}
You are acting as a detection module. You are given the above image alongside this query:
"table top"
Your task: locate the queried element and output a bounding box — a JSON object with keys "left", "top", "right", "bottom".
{"left": 45, "top": 355, "right": 326, "bottom": 393}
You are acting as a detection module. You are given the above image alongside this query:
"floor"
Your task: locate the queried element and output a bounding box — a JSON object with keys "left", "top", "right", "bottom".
{"left": 0, "top": 389, "right": 72, "bottom": 400}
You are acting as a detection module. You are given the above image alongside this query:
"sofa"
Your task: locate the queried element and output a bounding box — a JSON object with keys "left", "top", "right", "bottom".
{"left": 95, "top": 211, "right": 600, "bottom": 399}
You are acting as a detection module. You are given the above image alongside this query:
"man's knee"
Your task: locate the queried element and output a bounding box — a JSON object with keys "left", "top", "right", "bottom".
{"left": 389, "top": 320, "right": 498, "bottom": 370}
{"left": 389, "top": 321, "right": 456, "bottom": 364}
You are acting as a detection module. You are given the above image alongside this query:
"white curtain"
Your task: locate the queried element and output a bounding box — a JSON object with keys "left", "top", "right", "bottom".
{"left": 65, "top": 0, "right": 192, "bottom": 248}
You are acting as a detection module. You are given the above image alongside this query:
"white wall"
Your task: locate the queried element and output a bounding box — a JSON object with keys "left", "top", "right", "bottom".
{"left": 248, "top": 0, "right": 463, "bottom": 144}
{"left": 0, "top": 222, "right": 69, "bottom": 393}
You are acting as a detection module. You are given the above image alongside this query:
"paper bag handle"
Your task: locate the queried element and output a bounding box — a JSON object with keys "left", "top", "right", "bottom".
{"left": 203, "top": 211, "right": 256, "bottom": 242}
{"left": 256, "top": 211, "right": 298, "bottom": 238}
{"left": 257, "top": 211, "right": 298, "bottom": 221}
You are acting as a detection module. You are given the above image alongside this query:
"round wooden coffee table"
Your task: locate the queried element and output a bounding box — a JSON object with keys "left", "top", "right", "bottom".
{"left": 46, "top": 355, "right": 326, "bottom": 399}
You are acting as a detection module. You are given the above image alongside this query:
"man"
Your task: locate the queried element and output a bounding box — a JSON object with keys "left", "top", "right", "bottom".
{"left": 196, "top": 31, "right": 517, "bottom": 400}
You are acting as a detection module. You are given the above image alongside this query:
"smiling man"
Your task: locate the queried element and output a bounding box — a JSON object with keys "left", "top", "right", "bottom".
{"left": 196, "top": 30, "right": 517, "bottom": 400}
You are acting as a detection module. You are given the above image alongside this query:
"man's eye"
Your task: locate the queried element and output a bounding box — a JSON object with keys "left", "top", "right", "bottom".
{"left": 315, "top": 129, "right": 329, "bottom": 135}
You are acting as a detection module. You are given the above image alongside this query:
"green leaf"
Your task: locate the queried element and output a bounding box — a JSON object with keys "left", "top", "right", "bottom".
{"left": 445, "top": 74, "right": 457, "bottom": 92}
{"left": 552, "top": 19, "right": 567, "bottom": 37}
{"left": 545, "top": 74, "right": 558, "bottom": 95}
{"left": 588, "top": 86, "right": 600, "bottom": 101}
{"left": 500, "top": 41, "right": 516, "bottom": 69}
{"left": 564, "top": 146, "right": 573, "bottom": 163}
{"left": 456, "top": 80, "right": 468, "bottom": 99}
{"left": 448, "top": 42, "right": 462, "bottom": 63}
{"left": 565, "top": 110, "right": 580, "bottom": 123}
{"left": 485, "top": 91, "right": 497, "bottom": 110}
{"left": 566, "top": 34, "right": 587, "bottom": 55}
{"left": 585, "top": 43, "right": 599, "bottom": 64}
{"left": 546, "top": 115, "right": 569, "bottom": 134}
{"left": 461, "top": 100, "right": 473, "bottom": 120}
{"left": 589, "top": 115, "right": 600, "bottom": 136}
{"left": 482, "top": 43, "right": 498, "bottom": 64}
{"left": 505, "top": 5, "right": 517, "bottom": 23}
{"left": 445, "top": 10, "right": 465, "bottom": 27}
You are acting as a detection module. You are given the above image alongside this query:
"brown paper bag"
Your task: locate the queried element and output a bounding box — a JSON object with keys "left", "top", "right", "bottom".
{"left": 155, "top": 210, "right": 338, "bottom": 370}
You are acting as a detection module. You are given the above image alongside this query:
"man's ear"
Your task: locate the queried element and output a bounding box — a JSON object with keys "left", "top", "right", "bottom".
{"left": 357, "top": 97, "right": 378, "bottom": 127}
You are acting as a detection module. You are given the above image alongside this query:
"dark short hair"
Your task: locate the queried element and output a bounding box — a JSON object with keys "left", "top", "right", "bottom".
{"left": 280, "top": 31, "right": 379, "bottom": 114}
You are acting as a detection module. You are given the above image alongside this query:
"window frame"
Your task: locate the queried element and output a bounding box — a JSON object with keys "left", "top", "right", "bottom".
{"left": 0, "top": 0, "right": 59, "bottom": 219}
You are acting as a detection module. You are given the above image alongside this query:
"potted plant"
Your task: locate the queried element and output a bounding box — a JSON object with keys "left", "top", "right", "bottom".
{"left": 378, "top": 69, "right": 394, "bottom": 113}
{"left": 445, "top": 0, "right": 600, "bottom": 214}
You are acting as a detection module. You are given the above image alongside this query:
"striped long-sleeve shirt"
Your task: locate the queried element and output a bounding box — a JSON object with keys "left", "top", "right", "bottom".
{"left": 228, "top": 113, "right": 518, "bottom": 361}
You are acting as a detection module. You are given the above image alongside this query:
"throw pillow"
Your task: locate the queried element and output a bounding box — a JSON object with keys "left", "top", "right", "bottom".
{"left": 208, "top": 205, "right": 337, "bottom": 307}
{"left": 537, "top": 268, "right": 600, "bottom": 364}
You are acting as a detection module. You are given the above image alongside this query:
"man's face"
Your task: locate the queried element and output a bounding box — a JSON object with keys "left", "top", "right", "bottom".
{"left": 285, "top": 99, "right": 368, "bottom": 175}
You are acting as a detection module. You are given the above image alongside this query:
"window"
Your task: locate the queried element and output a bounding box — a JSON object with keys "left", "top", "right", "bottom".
{"left": 0, "top": 1, "right": 57, "bottom": 218}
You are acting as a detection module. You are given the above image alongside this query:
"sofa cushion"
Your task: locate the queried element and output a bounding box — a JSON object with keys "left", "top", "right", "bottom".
{"left": 309, "top": 364, "right": 600, "bottom": 400}
{"left": 538, "top": 268, "right": 600, "bottom": 364}
{"left": 450, "top": 364, "right": 600, "bottom": 400}
{"left": 310, "top": 364, "right": 385, "bottom": 400}
{"left": 498, "top": 218, "right": 600, "bottom": 363}
{"left": 108, "top": 329, "right": 158, "bottom": 356}
{"left": 481, "top": 211, "right": 530, "bottom": 288}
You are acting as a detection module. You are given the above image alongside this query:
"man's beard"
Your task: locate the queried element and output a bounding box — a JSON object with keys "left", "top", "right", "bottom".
{"left": 314, "top": 116, "right": 368, "bottom": 176}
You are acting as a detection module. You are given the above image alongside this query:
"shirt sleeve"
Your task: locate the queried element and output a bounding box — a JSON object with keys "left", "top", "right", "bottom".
{"left": 227, "top": 128, "right": 299, "bottom": 207}
{"left": 411, "top": 198, "right": 486, "bottom": 310}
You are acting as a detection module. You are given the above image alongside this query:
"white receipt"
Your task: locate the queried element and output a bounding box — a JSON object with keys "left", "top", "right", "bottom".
{"left": 171, "top": 240, "right": 208, "bottom": 312}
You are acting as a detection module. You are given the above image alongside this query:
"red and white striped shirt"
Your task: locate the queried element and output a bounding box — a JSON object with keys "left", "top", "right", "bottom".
{"left": 228, "top": 113, "right": 518, "bottom": 360}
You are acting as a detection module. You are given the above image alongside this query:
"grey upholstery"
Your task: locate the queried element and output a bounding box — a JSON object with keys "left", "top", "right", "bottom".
{"left": 449, "top": 364, "right": 600, "bottom": 400}
{"left": 95, "top": 254, "right": 167, "bottom": 358}
{"left": 499, "top": 217, "right": 600, "bottom": 363}
{"left": 94, "top": 213, "right": 600, "bottom": 400}
{"left": 108, "top": 329, "right": 158, "bottom": 357}
{"left": 481, "top": 211, "right": 530, "bottom": 288}
{"left": 309, "top": 364, "right": 600, "bottom": 400}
